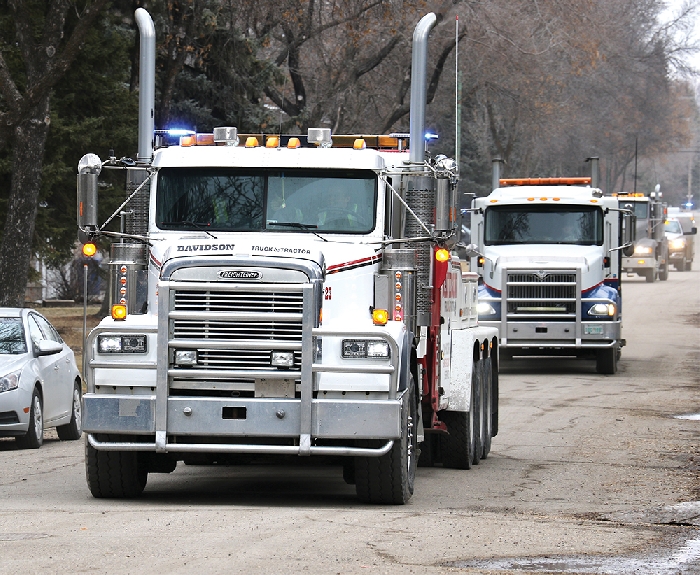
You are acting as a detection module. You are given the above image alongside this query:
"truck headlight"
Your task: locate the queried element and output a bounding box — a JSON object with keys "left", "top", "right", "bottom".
{"left": 341, "top": 339, "right": 390, "bottom": 359}
{"left": 588, "top": 303, "right": 616, "bottom": 317}
{"left": 0, "top": 370, "right": 20, "bottom": 393}
{"left": 633, "top": 245, "right": 653, "bottom": 255}
{"left": 477, "top": 302, "right": 497, "bottom": 316}
{"left": 669, "top": 238, "right": 686, "bottom": 250}
{"left": 98, "top": 335, "right": 147, "bottom": 353}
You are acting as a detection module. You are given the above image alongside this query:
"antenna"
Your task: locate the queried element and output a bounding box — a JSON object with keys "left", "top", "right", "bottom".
{"left": 455, "top": 15, "right": 460, "bottom": 173}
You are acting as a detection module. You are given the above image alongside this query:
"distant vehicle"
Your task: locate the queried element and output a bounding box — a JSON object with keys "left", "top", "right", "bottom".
{"left": 0, "top": 308, "right": 82, "bottom": 448}
{"left": 665, "top": 217, "right": 697, "bottom": 271}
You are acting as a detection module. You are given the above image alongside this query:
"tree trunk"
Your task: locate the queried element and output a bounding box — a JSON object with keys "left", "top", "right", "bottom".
{"left": 0, "top": 96, "right": 50, "bottom": 307}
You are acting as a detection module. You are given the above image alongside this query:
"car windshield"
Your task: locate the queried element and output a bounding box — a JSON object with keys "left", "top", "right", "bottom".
{"left": 156, "top": 167, "right": 377, "bottom": 234}
{"left": 665, "top": 220, "right": 682, "bottom": 234}
{"left": 0, "top": 317, "right": 27, "bottom": 354}
{"left": 484, "top": 205, "right": 604, "bottom": 245}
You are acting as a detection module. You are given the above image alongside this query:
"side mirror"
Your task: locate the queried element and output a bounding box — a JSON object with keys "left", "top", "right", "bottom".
{"left": 77, "top": 153, "right": 101, "bottom": 230}
{"left": 622, "top": 244, "right": 635, "bottom": 257}
{"left": 464, "top": 243, "right": 481, "bottom": 259}
{"left": 686, "top": 226, "right": 697, "bottom": 236}
{"left": 34, "top": 340, "right": 63, "bottom": 357}
{"left": 622, "top": 211, "right": 636, "bottom": 246}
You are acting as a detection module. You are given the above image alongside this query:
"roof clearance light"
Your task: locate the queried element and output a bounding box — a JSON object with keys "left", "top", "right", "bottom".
{"left": 287, "top": 137, "right": 301, "bottom": 149}
{"left": 196, "top": 133, "right": 215, "bottom": 146}
{"left": 245, "top": 137, "right": 260, "bottom": 148}
{"left": 266, "top": 136, "right": 280, "bottom": 148}
{"left": 111, "top": 304, "right": 127, "bottom": 321}
{"left": 377, "top": 136, "right": 398, "bottom": 148}
{"left": 372, "top": 309, "right": 389, "bottom": 325}
{"left": 82, "top": 243, "right": 97, "bottom": 257}
{"left": 353, "top": 138, "right": 366, "bottom": 150}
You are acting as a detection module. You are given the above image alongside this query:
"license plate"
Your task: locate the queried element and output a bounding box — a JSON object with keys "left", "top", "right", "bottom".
{"left": 585, "top": 324, "right": 604, "bottom": 335}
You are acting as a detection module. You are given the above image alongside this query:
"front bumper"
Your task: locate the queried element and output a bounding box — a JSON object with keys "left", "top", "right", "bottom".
{"left": 0, "top": 389, "right": 29, "bottom": 435}
{"left": 83, "top": 326, "right": 405, "bottom": 457}
{"left": 622, "top": 256, "right": 656, "bottom": 270}
{"left": 482, "top": 319, "right": 621, "bottom": 350}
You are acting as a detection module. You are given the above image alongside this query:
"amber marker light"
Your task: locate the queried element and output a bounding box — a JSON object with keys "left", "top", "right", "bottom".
{"left": 245, "top": 136, "right": 259, "bottom": 148}
{"left": 353, "top": 138, "right": 366, "bottom": 150}
{"left": 435, "top": 248, "right": 450, "bottom": 262}
{"left": 372, "top": 309, "right": 389, "bottom": 325}
{"left": 287, "top": 137, "right": 301, "bottom": 149}
{"left": 82, "top": 243, "right": 97, "bottom": 257}
{"left": 111, "top": 304, "right": 127, "bottom": 321}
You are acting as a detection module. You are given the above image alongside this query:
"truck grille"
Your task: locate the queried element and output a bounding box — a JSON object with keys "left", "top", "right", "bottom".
{"left": 170, "top": 287, "right": 305, "bottom": 377}
{"left": 506, "top": 271, "right": 577, "bottom": 316}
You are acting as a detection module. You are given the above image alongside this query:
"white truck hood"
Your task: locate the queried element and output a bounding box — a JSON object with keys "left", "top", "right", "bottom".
{"left": 148, "top": 233, "right": 381, "bottom": 276}
{"left": 482, "top": 244, "right": 607, "bottom": 291}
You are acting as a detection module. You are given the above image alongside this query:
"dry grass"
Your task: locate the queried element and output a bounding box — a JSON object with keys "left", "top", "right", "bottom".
{"left": 33, "top": 304, "right": 103, "bottom": 373}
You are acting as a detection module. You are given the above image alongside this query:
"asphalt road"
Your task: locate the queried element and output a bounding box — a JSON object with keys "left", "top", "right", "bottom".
{"left": 0, "top": 264, "right": 698, "bottom": 574}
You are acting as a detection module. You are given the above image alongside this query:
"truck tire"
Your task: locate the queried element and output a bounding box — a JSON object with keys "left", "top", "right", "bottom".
{"left": 644, "top": 269, "right": 656, "bottom": 283}
{"left": 686, "top": 259, "right": 693, "bottom": 271}
{"left": 659, "top": 262, "right": 669, "bottom": 281}
{"left": 85, "top": 435, "right": 147, "bottom": 498}
{"left": 674, "top": 257, "right": 686, "bottom": 272}
{"left": 57, "top": 381, "right": 82, "bottom": 440}
{"left": 481, "top": 357, "right": 493, "bottom": 459}
{"left": 355, "top": 377, "right": 417, "bottom": 504}
{"left": 596, "top": 346, "right": 618, "bottom": 375}
{"left": 16, "top": 388, "right": 43, "bottom": 449}
{"left": 440, "top": 362, "right": 480, "bottom": 469}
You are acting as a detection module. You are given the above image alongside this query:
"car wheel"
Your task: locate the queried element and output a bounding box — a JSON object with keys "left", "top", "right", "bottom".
{"left": 674, "top": 257, "right": 686, "bottom": 272}
{"left": 686, "top": 260, "right": 693, "bottom": 271}
{"left": 57, "top": 381, "right": 82, "bottom": 440}
{"left": 16, "top": 388, "right": 43, "bottom": 449}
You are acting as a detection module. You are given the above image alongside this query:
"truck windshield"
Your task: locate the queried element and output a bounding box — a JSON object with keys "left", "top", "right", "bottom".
{"left": 156, "top": 167, "right": 377, "bottom": 234}
{"left": 484, "top": 205, "right": 604, "bottom": 245}
{"left": 619, "top": 200, "right": 648, "bottom": 219}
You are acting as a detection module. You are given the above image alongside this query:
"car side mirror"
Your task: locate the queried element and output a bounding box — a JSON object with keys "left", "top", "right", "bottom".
{"left": 34, "top": 340, "right": 63, "bottom": 357}
{"left": 687, "top": 227, "right": 697, "bottom": 236}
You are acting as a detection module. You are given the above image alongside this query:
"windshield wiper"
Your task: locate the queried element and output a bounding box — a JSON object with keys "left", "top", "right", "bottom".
{"left": 162, "top": 220, "right": 217, "bottom": 239}
{"left": 268, "top": 221, "right": 328, "bottom": 242}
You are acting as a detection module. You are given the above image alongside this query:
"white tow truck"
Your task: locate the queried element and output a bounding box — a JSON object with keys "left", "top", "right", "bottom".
{"left": 76, "top": 9, "right": 499, "bottom": 504}
{"left": 468, "top": 159, "right": 635, "bottom": 374}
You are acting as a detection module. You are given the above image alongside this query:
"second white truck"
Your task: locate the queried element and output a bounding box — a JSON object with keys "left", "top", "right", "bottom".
{"left": 468, "top": 160, "right": 635, "bottom": 374}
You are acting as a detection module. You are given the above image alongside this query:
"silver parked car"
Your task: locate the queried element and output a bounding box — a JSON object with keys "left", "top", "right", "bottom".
{"left": 0, "top": 308, "right": 82, "bottom": 448}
